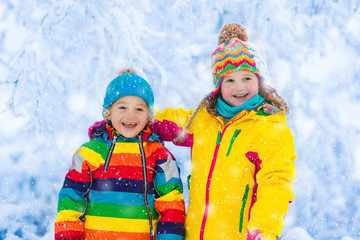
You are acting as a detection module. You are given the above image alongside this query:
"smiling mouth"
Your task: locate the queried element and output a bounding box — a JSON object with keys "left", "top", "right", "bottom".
{"left": 122, "top": 122, "right": 137, "bottom": 127}
{"left": 233, "top": 93, "right": 248, "bottom": 98}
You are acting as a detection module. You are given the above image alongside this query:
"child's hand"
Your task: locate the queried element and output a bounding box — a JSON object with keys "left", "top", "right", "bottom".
{"left": 247, "top": 229, "right": 264, "bottom": 240}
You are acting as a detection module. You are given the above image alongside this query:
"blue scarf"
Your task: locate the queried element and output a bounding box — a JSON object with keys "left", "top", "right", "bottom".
{"left": 216, "top": 95, "right": 265, "bottom": 120}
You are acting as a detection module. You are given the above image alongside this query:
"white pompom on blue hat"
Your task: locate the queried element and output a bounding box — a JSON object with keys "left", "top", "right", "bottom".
{"left": 102, "top": 73, "right": 154, "bottom": 115}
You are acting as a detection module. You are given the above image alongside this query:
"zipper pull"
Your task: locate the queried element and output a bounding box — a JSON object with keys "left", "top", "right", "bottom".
{"left": 216, "top": 131, "right": 222, "bottom": 145}
{"left": 103, "top": 132, "right": 119, "bottom": 172}
{"left": 239, "top": 184, "right": 250, "bottom": 233}
{"left": 226, "top": 129, "right": 241, "bottom": 156}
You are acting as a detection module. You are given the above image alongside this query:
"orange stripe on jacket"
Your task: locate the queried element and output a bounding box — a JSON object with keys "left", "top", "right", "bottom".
{"left": 55, "top": 220, "right": 84, "bottom": 232}
{"left": 84, "top": 229, "right": 151, "bottom": 240}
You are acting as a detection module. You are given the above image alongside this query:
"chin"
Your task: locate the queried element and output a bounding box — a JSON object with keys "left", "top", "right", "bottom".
{"left": 121, "top": 132, "right": 138, "bottom": 138}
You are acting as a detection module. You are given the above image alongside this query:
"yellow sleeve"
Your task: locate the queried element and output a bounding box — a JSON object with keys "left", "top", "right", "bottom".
{"left": 248, "top": 124, "right": 296, "bottom": 238}
{"left": 155, "top": 108, "right": 194, "bottom": 128}
{"left": 152, "top": 108, "right": 195, "bottom": 142}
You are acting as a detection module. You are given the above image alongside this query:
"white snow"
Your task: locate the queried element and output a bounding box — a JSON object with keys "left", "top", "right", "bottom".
{"left": 0, "top": 1, "right": 359, "bottom": 239}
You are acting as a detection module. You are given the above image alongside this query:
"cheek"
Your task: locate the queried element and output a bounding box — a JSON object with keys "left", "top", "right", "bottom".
{"left": 249, "top": 84, "right": 259, "bottom": 94}
{"left": 109, "top": 111, "right": 123, "bottom": 121}
{"left": 138, "top": 112, "right": 149, "bottom": 123}
{"left": 221, "top": 85, "right": 231, "bottom": 97}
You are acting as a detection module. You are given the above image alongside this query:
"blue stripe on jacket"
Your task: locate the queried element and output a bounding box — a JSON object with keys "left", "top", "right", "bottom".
{"left": 91, "top": 178, "right": 156, "bottom": 194}
{"left": 157, "top": 222, "right": 185, "bottom": 235}
{"left": 58, "top": 188, "right": 87, "bottom": 201}
{"left": 88, "top": 191, "right": 155, "bottom": 207}
{"left": 62, "top": 178, "right": 91, "bottom": 192}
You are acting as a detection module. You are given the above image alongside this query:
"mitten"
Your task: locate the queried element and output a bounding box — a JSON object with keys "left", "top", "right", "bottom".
{"left": 247, "top": 229, "right": 264, "bottom": 240}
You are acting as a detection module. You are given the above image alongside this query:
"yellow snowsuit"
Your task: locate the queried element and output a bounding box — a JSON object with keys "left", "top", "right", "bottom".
{"left": 152, "top": 106, "right": 296, "bottom": 239}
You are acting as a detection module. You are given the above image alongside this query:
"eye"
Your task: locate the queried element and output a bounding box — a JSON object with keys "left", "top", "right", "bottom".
{"left": 136, "top": 107, "right": 145, "bottom": 112}
{"left": 118, "top": 106, "right": 127, "bottom": 110}
{"left": 225, "top": 78, "right": 234, "bottom": 83}
{"left": 244, "top": 77, "right": 253, "bottom": 81}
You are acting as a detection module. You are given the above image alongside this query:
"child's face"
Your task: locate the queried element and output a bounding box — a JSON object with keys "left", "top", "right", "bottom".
{"left": 106, "top": 96, "right": 149, "bottom": 138}
{"left": 220, "top": 70, "right": 259, "bottom": 107}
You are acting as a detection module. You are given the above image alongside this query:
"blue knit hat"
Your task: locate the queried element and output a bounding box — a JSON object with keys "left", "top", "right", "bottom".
{"left": 102, "top": 73, "right": 154, "bottom": 115}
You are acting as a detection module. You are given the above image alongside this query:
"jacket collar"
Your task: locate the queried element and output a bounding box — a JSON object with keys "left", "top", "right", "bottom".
{"left": 103, "top": 123, "right": 163, "bottom": 144}
{"left": 211, "top": 105, "right": 287, "bottom": 127}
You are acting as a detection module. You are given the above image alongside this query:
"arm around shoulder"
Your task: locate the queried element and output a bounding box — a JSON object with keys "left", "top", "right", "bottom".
{"left": 150, "top": 108, "right": 194, "bottom": 142}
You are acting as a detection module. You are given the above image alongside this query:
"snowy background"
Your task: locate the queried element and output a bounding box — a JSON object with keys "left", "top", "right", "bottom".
{"left": 1, "top": 0, "right": 360, "bottom": 239}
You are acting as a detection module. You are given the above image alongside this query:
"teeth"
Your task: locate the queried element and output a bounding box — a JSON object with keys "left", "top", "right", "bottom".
{"left": 234, "top": 93, "right": 247, "bottom": 97}
{"left": 123, "top": 122, "right": 136, "bottom": 126}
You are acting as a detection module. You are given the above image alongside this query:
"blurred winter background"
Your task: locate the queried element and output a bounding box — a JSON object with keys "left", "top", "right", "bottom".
{"left": 0, "top": 0, "right": 359, "bottom": 239}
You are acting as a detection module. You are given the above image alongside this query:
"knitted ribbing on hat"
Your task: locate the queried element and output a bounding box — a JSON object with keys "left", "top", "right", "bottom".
{"left": 209, "top": 23, "right": 262, "bottom": 98}
{"left": 102, "top": 73, "right": 154, "bottom": 116}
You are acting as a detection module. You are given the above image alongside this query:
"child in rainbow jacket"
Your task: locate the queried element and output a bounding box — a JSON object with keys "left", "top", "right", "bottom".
{"left": 150, "top": 23, "right": 296, "bottom": 239}
{"left": 55, "top": 69, "right": 185, "bottom": 240}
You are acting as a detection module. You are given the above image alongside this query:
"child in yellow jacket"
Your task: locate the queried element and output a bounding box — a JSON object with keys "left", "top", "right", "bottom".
{"left": 151, "top": 23, "right": 296, "bottom": 240}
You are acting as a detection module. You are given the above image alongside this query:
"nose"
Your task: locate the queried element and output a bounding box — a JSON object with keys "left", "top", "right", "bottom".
{"left": 125, "top": 111, "right": 137, "bottom": 120}
{"left": 234, "top": 81, "right": 245, "bottom": 90}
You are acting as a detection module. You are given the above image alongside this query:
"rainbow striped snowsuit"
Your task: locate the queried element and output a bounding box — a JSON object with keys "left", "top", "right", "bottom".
{"left": 55, "top": 124, "right": 185, "bottom": 240}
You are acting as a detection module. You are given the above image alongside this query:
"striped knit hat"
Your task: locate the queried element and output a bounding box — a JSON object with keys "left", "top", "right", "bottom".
{"left": 173, "top": 23, "right": 263, "bottom": 143}
{"left": 208, "top": 23, "right": 263, "bottom": 98}
{"left": 173, "top": 23, "right": 279, "bottom": 144}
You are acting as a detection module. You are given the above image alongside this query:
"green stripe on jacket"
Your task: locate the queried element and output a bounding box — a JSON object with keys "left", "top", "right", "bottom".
{"left": 85, "top": 202, "right": 159, "bottom": 219}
